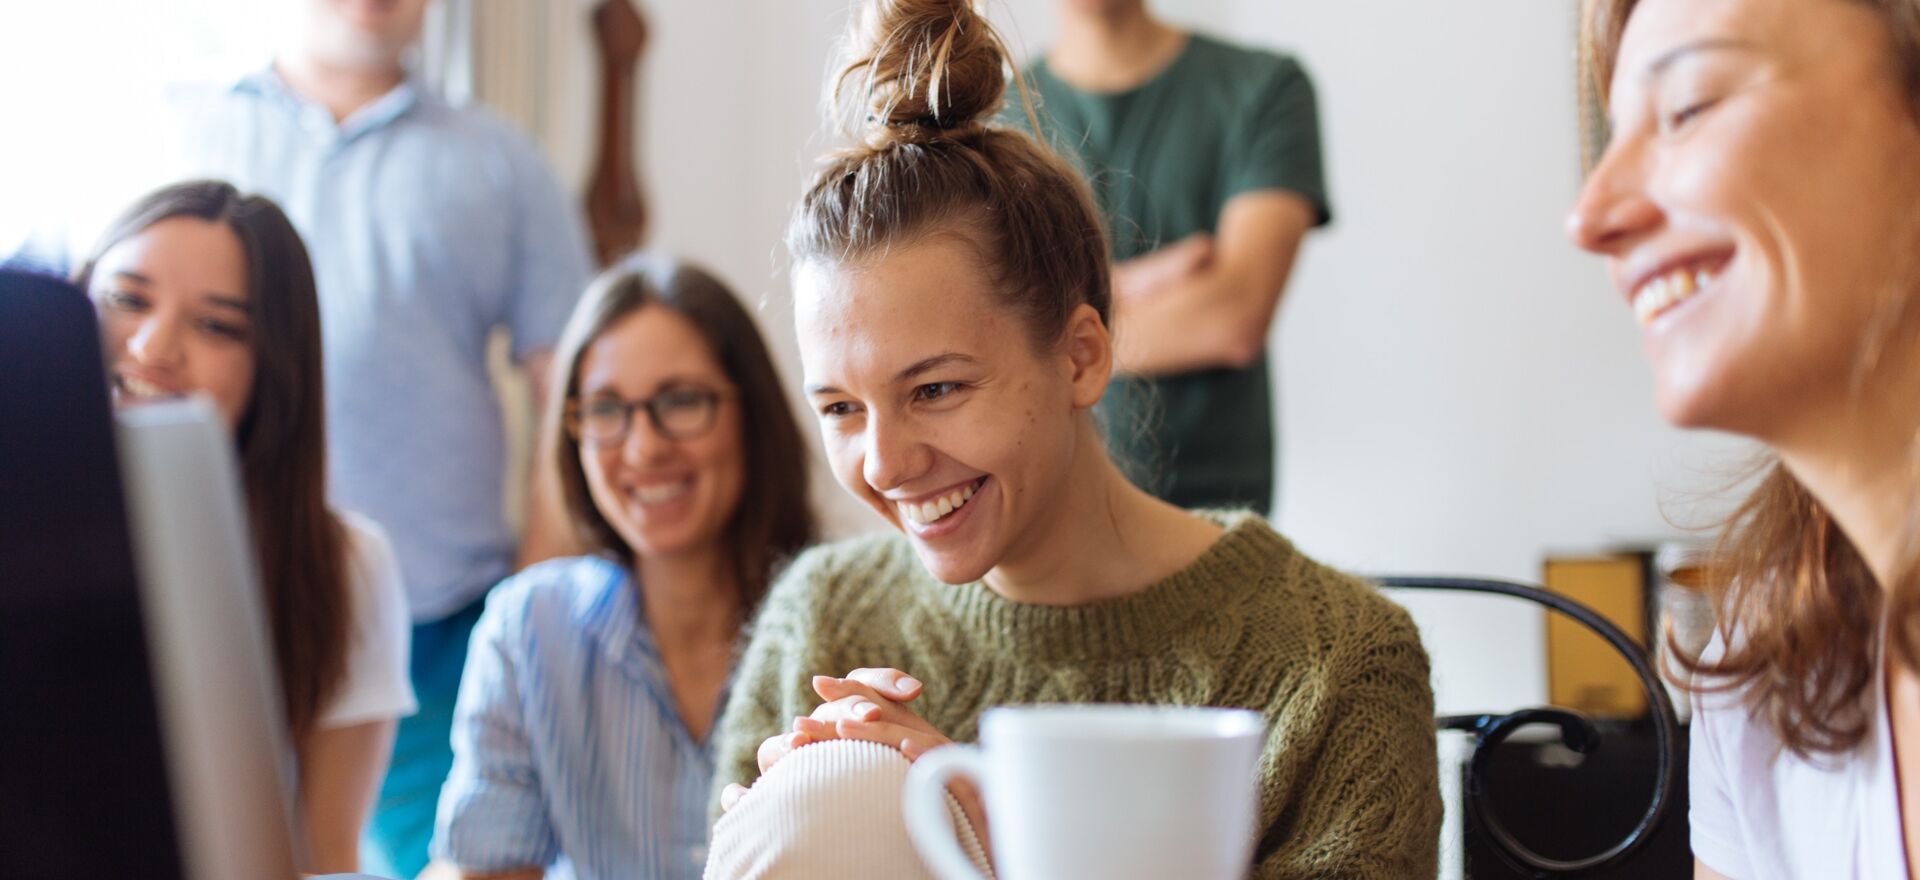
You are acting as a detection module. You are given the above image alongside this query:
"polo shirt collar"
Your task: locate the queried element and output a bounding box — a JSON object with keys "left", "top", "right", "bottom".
{"left": 233, "top": 64, "right": 424, "bottom": 141}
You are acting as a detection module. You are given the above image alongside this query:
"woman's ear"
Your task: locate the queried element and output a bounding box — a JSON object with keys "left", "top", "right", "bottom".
{"left": 1060, "top": 303, "right": 1112, "bottom": 410}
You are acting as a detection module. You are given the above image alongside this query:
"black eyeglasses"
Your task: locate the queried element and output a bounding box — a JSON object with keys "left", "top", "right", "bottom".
{"left": 565, "top": 386, "right": 733, "bottom": 446}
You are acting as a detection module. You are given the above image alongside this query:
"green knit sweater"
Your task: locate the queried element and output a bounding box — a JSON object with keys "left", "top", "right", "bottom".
{"left": 711, "top": 512, "right": 1441, "bottom": 879}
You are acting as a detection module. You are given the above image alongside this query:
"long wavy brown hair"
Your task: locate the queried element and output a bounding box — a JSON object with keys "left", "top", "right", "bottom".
{"left": 1579, "top": 0, "right": 1920, "bottom": 756}
{"left": 76, "top": 180, "right": 350, "bottom": 748}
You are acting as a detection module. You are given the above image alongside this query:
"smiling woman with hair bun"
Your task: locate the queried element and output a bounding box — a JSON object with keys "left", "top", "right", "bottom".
{"left": 700, "top": 0, "right": 1442, "bottom": 877}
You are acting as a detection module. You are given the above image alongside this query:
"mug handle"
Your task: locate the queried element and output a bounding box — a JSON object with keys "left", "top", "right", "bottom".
{"left": 903, "top": 744, "right": 990, "bottom": 880}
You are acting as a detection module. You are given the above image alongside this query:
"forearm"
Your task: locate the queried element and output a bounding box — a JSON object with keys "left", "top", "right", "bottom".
{"left": 1111, "top": 191, "right": 1314, "bottom": 377}
{"left": 417, "top": 861, "right": 543, "bottom": 880}
{"left": 1112, "top": 269, "right": 1278, "bottom": 376}
{"left": 1253, "top": 842, "right": 1403, "bottom": 880}
{"left": 462, "top": 868, "right": 543, "bottom": 880}
{"left": 299, "top": 720, "right": 397, "bottom": 873}
{"left": 438, "top": 609, "right": 563, "bottom": 872}
{"left": 1251, "top": 747, "right": 1440, "bottom": 879}
{"left": 706, "top": 740, "right": 994, "bottom": 878}
{"left": 1253, "top": 650, "right": 1441, "bottom": 878}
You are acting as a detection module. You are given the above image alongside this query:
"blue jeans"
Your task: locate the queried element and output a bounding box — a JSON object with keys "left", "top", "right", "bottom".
{"left": 360, "top": 593, "right": 488, "bottom": 879}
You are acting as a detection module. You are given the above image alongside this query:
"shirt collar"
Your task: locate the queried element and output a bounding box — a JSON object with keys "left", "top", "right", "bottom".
{"left": 579, "top": 557, "right": 660, "bottom": 676}
{"left": 581, "top": 556, "right": 738, "bottom": 749}
{"left": 233, "top": 64, "right": 424, "bottom": 140}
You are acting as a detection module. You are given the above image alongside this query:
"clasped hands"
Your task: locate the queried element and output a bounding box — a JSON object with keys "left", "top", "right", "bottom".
{"left": 721, "top": 667, "right": 954, "bottom": 811}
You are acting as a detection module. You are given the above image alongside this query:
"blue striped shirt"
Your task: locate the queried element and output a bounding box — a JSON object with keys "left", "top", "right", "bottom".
{"left": 434, "top": 556, "right": 720, "bottom": 880}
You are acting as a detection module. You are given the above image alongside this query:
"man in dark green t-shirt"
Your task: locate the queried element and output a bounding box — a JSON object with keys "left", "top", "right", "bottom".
{"left": 1006, "top": 0, "right": 1332, "bottom": 514}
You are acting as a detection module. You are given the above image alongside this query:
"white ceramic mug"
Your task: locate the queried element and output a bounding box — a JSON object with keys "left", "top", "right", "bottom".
{"left": 903, "top": 704, "right": 1265, "bottom": 880}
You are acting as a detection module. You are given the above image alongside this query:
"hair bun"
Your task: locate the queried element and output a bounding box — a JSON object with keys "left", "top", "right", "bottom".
{"left": 834, "top": 0, "right": 1009, "bottom": 145}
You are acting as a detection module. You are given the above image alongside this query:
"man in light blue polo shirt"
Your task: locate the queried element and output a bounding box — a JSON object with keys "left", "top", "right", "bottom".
{"left": 161, "top": 1, "right": 593, "bottom": 875}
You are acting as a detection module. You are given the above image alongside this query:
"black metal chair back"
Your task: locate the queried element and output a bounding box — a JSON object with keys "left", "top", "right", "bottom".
{"left": 1374, "top": 576, "right": 1683, "bottom": 878}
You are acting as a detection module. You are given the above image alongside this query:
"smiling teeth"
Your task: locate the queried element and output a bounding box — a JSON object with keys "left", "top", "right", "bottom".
{"left": 635, "top": 481, "right": 690, "bottom": 504}
{"left": 118, "top": 374, "right": 172, "bottom": 398}
{"left": 899, "top": 481, "right": 978, "bottom": 526}
{"left": 1633, "top": 268, "right": 1714, "bottom": 326}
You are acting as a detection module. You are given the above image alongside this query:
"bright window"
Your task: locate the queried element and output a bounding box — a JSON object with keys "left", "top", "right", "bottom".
{"left": 0, "top": 1, "right": 294, "bottom": 264}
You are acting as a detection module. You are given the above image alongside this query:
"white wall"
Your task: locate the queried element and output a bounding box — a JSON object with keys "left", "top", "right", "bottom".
{"left": 534, "top": 0, "right": 1753, "bottom": 715}
{"left": 1216, "top": 0, "right": 1754, "bottom": 714}
{"left": 1214, "top": 10, "right": 1742, "bottom": 862}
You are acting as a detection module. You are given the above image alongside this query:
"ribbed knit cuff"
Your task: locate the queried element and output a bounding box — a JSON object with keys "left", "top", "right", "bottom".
{"left": 705, "top": 740, "right": 993, "bottom": 879}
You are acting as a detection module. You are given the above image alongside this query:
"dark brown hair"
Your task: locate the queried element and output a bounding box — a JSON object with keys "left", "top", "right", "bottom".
{"left": 75, "top": 180, "right": 349, "bottom": 747}
{"left": 1579, "top": 0, "right": 1920, "bottom": 755}
{"left": 543, "top": 257, "right": 817, "bottom": 613}
{"left": 789, "top": 0, "right": 1112, "bottom": 346}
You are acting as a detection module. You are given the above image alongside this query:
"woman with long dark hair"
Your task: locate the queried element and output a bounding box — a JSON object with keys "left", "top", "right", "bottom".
{"left": 1571, "top": 0, "right": 1920, "bottom": 874}
{"left": 430, "top": 257, "right": 817, "bottom": 880}
{"left": 75, "top": 179, "right": 414, "bottom": 873}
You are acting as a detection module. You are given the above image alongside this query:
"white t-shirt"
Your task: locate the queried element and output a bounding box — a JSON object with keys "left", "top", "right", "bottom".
{"left": 315, "top": 511, "right": 418, "bottom": 729}
{"left": 1689, "top": 635, "right": 1909, "bottom": 878}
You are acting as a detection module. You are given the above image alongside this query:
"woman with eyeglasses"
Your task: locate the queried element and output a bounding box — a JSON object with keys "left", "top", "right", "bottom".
{"left": 427, "top": 257, "right": 817, "bottom": 880}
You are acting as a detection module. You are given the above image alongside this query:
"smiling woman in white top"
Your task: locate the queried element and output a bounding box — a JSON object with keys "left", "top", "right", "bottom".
{"left": 73, "top": 180, "right": 416, "bottom": 874}
{"left": 428, "top": 257, "right": 818, "bottom": 880}
{"left": 1569, "top": 0, "right": 1920, "bottom": 876}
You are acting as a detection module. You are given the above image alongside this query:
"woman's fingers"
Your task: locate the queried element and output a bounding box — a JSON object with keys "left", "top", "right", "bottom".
{"left": 834, "top": 717, "right": 950, "bottom": 759}
{"left": 809, "top": 692, "right": 883, "bottom": 724}
{"left": 756, "top": 730, "right": 809, "bottom": 773}
{"left": 777, "top": 706, "right": 952, "bottom": 764}
{"left": 812, "top": 674, "right": 885, "bottom": 704}
{"left": 847, "top": 667, "right": 924, "bottom": 701}
{"left": 812, "top": 669, "right": 923, "bottom": 703}
{"left": 810, "top": 674, "right": 847, "bottom": 702}
{"left": 720, "top": 783, "right": 748, "bottom": 812}
{"left": 792, "top": 670, "right": 944, "bottom": 760}
{"left": 899, "top": 734, "right": 951, "bottom": 762}
{"left": 793, "top": 716, "right": 836, "bottom": 739}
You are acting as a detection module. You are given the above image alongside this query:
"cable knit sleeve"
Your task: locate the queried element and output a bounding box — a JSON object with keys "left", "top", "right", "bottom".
{"left": 1253, "top": 594, "right": 1442, "bottom": 879}
{"left": 707, "top": 544, "right": 839, "bottom": 823}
